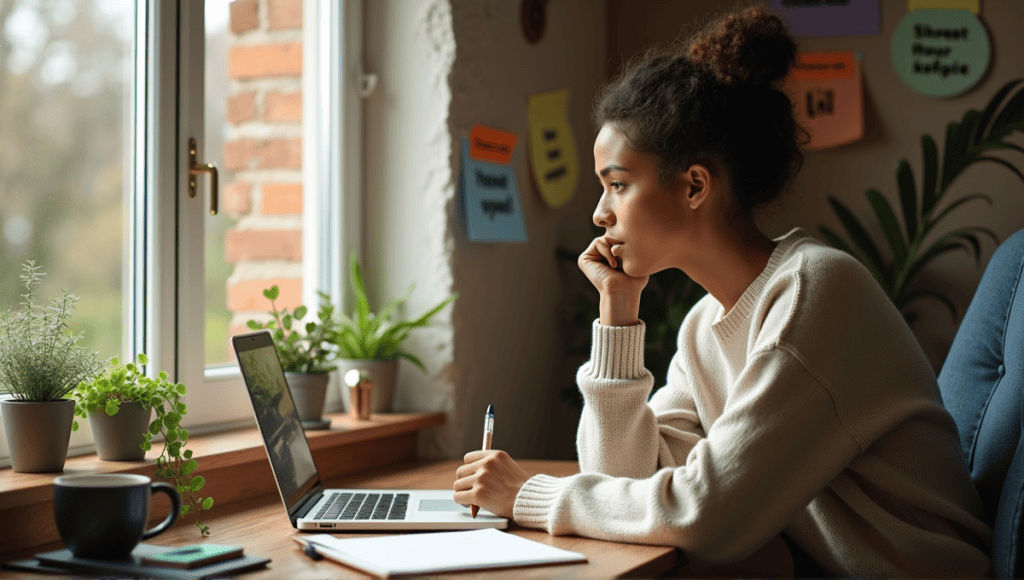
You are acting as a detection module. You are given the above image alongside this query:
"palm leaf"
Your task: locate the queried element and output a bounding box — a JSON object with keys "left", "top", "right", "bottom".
{"left": 818, "top": 226, "right": 856, "bottom": 257}
{"left": 894, "top": 161, "right": 917, "bottom": 244}
{"left": 988, "top": 87, "right": 1024, "bottom": 139}
{"left": 989, "top": 119, "right": 1024, "bottom": 142}
{"left": 973, "top": 156, "right": 1024, "bottom": 188}
{"left": 920, "top": 134, "right": 939, "bottom": 218}
{"left": 899, "top": 241, "right": 970, "bottom": 297}
{"left": 925, "top": 193, "right": 993, "bottom": 237}
{"left": 976, "top": 79, "right": 1022, "bottom": 142}
{"left": 942, "top": 112, "right": 982, "bottom": 192}
{"left": 865, "top": 188, "right": 907, "bottom": 268}
{"left": 967, "top": 140, "right": 1024, "bottom": 158}
{"left": 827, "top": 196, "right": 891, "bottom": 287}
{"left": 897, "top": 288, "right": 958, "bottom": 322}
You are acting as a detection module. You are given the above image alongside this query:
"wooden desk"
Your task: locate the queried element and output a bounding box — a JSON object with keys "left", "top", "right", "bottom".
{"left": 1, "top": 459, "right": 680, "bottom": 579}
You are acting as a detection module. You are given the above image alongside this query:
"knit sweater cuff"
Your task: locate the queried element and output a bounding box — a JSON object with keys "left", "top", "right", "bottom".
{"left": 513, "top": 473, "right": 569, "bottom": 531}
{"left": 580, "top": 319, "right": 647, "bottom": 380}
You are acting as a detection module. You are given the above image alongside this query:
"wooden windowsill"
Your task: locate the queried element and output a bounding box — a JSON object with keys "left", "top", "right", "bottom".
{"left": 0, "top": 411, "right": 445, "bottom": 556}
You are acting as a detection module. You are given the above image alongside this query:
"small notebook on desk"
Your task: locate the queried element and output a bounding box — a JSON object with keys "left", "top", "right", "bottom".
{"left": 295, "top": 528, "right": 587, "bottom": 578}
{"left": 2, "top": 543, "right": 269, "bottom": 580}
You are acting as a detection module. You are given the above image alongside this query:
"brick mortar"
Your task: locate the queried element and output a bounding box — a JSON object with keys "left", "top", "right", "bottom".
{"left": 230, "top": 79, "right": 304, "bottom": 93}
{"left": 227, "top": 262, "right": 304, "bottom": 281}
{"left": 225, "top": 125, "right": 304, "bottom": 140}
{"left": 225, "top": 169, "right": 303, "bottom": 182}
{"left": 234, "top": 215, "right": 303, "bottom": 230}
{"left": 229, "top": 30, "right": 304, "bottom": 45}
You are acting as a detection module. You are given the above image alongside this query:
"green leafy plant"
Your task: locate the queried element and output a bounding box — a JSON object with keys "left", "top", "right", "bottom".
{"left": 820, "top": 79, "right": 1024, "bottom": 325}
{"left": 330, "top": 251, "right": 458, "bottom": 371}
{"left": 0, "top": 261, "right": 102, "bottom": 401}
{"left": 247, "top": 287, "right": 338, "bottom": 374}
{"left": 71, "top": 354, "right": 213, "bottom": 536}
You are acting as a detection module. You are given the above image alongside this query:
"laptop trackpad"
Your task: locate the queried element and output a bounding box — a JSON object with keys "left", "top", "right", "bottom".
{"left": 419, "top": 499, "right": 470, "bottom": 512}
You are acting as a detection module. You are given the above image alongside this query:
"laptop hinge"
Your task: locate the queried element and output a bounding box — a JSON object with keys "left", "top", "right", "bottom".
{"left": 293, "top": 490, "right": 323, "bottom": 523}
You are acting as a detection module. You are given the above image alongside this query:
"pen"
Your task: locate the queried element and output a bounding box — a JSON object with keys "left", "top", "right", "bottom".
{"left": 471, "top": 404, "right": 494, "bottom": 518}
{"left": 294, "top": 537, "right": 323, "bottom": 561}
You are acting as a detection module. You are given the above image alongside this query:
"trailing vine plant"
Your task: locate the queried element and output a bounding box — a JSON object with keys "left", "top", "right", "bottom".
{"left": 73, "top": 354, "right": 213, "bottom": 536}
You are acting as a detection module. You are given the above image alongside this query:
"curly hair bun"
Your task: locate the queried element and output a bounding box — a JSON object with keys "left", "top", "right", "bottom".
{"left": 687, "top": 3, "right": 797, "bottom": 89}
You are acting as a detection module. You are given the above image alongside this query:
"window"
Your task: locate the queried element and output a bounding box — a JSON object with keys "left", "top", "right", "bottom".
{"left": 0, "top": 0, "right": 362, "bottom": 464}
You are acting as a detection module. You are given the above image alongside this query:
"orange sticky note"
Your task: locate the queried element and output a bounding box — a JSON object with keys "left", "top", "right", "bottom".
{"left": 791, "top": 52, "right": 856, "bottom": 81}
{"left": 470, "top": 125, "right": 517, "bottom": 164}
{"left": 784, "top": 51, "right": 864, "bottom": 151}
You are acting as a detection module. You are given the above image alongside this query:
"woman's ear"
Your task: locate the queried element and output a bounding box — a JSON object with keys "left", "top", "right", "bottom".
{"left": 681, "top": 164, "right": 713, "bottom": 209}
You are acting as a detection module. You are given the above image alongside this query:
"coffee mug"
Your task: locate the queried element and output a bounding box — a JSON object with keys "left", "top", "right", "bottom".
{"left": 53, "top": 473, "right": 181, "bottom": 559}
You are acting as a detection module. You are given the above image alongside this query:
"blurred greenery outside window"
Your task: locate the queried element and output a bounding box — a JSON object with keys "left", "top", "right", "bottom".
{"left": 0, "top": 0, "right": 133, "bottom": 363}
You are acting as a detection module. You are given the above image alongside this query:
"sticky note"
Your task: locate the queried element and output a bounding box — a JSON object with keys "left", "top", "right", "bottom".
{"left": 783, "top": 52, "right": 864, "bottom": 150}
{"left": 767, "top": 0, "right": 880, "bottom": 37}
{"left": 460, "top": 138, "right": 527, "bottom": 243}
{"left": 470, "top": 125, "right": 517, "bottom": 164}
{"left": 527, "top": 89, "right": 578, "bottom": 208}
{"left": 890, "top": 8, "right": 989, "bottom": 98}
{"left": 908, "top": 0, "right": 979, "bottom": 14}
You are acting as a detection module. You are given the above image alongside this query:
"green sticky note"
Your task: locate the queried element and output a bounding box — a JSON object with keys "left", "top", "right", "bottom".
{"left": 891, "top": 9, "right": 990, "bottom": 98}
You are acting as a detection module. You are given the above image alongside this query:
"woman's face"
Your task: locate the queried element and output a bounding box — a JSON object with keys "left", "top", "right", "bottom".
{"left": 592, "top": 124, "right": 689, "bottom": 277}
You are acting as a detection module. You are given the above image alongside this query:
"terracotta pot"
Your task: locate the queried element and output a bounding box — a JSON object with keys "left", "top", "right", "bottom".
{"left": 90, "top": 401, "right": 153, "bottom": 461}
{"left": 284, "top": 372, "right": 330, "bottom": 421}
{"left": 0, "top": 399, "right": 75, "bottom": 473}
{"left": 333, "top": 359, "right": 399, "bottom": 413}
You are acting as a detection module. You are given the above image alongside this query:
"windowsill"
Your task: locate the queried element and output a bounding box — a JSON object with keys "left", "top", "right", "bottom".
{"left": 0, "top": 411, "right": 445, "bottom": 557}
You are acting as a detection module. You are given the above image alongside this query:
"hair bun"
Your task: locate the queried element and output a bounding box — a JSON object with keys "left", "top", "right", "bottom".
{"left": 687, "top": 3, "right": 797, "bottom": 88}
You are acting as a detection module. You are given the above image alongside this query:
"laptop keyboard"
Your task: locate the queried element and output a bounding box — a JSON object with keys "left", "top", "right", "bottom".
{"left": 314, "top": 492, "right": 410, "bottom": 521}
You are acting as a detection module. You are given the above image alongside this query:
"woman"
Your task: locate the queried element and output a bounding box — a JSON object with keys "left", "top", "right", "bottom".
{"left": 453, "top": 2, "right": 991, "bottom": 576}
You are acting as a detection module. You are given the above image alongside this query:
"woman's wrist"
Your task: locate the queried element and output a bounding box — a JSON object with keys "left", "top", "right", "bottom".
{"left": 599, "top": 292, "right": 641, "bottom": 326}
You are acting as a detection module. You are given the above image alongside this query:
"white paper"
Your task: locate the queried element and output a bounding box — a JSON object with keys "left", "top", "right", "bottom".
{"left": 304, "top": 528, "right": 587, "bottom": 577}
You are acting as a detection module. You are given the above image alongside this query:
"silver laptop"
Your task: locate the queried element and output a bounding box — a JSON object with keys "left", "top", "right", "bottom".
{"left": 232, "top": 330, "right": 508, "bottom": 531}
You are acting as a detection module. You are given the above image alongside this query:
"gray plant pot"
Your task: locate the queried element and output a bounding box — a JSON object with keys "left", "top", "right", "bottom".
{"left": 333, "top": 359, "right": 399, "bottom": 413}
{"left": 90, "top": 401, "right": 153, "bottom": 461}
{"left": 285, "top": 372, "right": 330, "bottom": 421}
{"left": 1, "top": 399, "right": 75, "bottom": 473}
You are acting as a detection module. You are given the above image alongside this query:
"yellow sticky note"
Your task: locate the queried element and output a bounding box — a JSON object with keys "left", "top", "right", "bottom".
{"left": 527, "top": 90, "right": 578, "bottom": 208}
{"left": 908, "top": 0, "right": 979, "bottom": 14}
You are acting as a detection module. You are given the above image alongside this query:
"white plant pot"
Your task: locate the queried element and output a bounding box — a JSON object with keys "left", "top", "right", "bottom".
{"left": 333, "top": 359, "right": 399, "bottom": 414}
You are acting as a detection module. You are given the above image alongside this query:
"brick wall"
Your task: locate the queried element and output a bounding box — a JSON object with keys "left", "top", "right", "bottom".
{"left": 225, "top": 0, "right": 304, "bottom": 339}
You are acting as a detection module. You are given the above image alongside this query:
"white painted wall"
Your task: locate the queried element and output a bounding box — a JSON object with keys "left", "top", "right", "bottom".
{"left": 364, "top": 0, "right": 608, "bottom": 459}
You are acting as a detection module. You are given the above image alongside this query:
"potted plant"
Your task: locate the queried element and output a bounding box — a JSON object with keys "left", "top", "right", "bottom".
{"left": 246, "top": 286, "right": 338, "bottom": 429}
{"left": 71, "top": 353, "right": 214, "bottom": 536}
{"left": 329, "top": 252, "right": 458, "bottom": 413}
{"left": 0, "top": 261, "right": 103, "bottom": 473}
{"left": 820, "top": 78, "right": 1024, "bottom": 325}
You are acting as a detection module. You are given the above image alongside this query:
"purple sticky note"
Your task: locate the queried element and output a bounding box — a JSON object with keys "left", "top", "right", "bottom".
{"left": 768, "top": 0, "right": 880, "bottom": 37}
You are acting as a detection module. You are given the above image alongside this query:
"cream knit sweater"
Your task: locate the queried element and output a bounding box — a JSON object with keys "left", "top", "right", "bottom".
{"left": 514, "top": 228, "right": 992, "bottom": 578}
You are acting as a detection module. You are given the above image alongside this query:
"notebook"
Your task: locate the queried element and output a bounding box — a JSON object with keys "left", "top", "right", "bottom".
{"left": 232, "top": 330, "right": 508, "bottom": 531}
{"left": 295, "top": 528, "right": 587, "bottom": 577}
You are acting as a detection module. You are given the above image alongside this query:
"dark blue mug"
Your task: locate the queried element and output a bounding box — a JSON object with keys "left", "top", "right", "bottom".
{"left": 53, "top": 473, "right": 181, "bottom": 559}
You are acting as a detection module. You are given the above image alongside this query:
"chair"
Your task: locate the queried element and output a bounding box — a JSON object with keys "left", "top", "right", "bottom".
{"left": 938, "top": 228, "right": 1024, "bottom": 579}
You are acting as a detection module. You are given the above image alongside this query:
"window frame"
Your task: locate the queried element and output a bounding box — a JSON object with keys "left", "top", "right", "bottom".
{"left": 0, "top": 0, "right": 364, "bottom": 465}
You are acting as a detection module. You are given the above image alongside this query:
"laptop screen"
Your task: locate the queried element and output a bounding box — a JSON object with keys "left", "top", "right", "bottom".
{"left": 233, "top": 331, "right": 321, "bottom": 512}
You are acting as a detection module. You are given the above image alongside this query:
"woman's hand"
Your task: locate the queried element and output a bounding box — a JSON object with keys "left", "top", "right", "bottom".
{"left": 453, "top": 450, "right": 530, "bottom": 519}
{"left": 579, "top": 236, "right": 649, "bottom": 326}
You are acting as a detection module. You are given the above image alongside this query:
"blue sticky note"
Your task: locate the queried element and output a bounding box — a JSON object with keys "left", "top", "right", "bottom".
{"left": 461, "top": 138, "right": 527, "bottom": 243}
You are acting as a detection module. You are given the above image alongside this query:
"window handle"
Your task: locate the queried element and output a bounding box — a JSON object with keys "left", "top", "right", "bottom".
{"left": 188, "top": 137, "right": 219, "bottom": 216}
